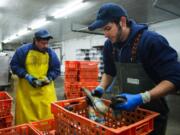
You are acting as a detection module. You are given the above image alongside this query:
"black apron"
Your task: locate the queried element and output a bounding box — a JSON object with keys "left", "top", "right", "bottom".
{"left": 104, "top": 32, "right": 169, "bottom": 135}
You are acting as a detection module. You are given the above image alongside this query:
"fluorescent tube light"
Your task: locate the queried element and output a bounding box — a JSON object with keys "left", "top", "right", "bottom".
{"left": 17, "top": 28, "right": 31, "bottom": 36}
{"left": 0, "top": 0, "right": 9, "bottom": 7}
{"left": 52, "top": 0, "right": 85, "bottom": 19}
{"left": 29, "top": 18, "right": 50, "bottom": 30}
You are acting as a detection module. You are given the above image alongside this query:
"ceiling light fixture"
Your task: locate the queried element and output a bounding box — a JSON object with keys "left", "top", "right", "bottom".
{"left": 29, "top": 18, "right": 50, "bottom": 30}
{"left": 52, "top": 0, "right": 85, "bottom": 19}
{"left": 0, "top": 0, "right": 9, "bottom": 7}
{"left": 17, "top": 28, "right": 31, "bottom": 36}
{"left": 2, "top": 0, "right": 87, "bottom": 43}
{"left": 2, "top": 39, "right": 9, "bottom": 44}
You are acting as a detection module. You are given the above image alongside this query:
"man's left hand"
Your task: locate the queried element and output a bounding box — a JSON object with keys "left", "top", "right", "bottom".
{"left": 112, "top": 93, "right": 143, "bottom": 111}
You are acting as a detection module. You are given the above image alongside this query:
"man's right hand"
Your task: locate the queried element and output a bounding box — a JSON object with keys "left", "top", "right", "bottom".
{"left": 91, "top": 86, "right": 104, "bottom": 98}
{"left": 40, "top": 76, "right": 52, "bottom": 86}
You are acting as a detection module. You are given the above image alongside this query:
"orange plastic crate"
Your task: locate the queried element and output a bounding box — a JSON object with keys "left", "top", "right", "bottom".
{"left": 79, "top": 61, "right": 98, "bottom": 72}
{"left": 80, "top": 82, "right": 100, "bottom": 88}
{"left": 79, "top": 78, "right": 98, "bottom": 82}
{"left": 79, "top": 71, "right": 98, "bottom": 76}
{"left": 65, "top": 75, "right": 78, "bottom": 82}
{"left": 65, "top": 70, "right": 78, "bottom": 76}
{"left": 65, "top": 82, "right": 81, "bottom": 93}
{"left": 0, "top": 113, "right": 13, "bottom": 129}
{"left": 65, "top": 61, "right": 79, "bottom": 71}
{"left": 51, "top": 97, "right": 159, "bottom": 135}
{"left": 79, "top": 75, "right": 98, "bottom": 79}
{"left": 0, "top": 124, "right": 39, "bottom": 135}
{"left": 30, "top": 119, "right": 55, "bottom": 135}
{"left": 0, "top": 92, "right": 13, "bottom": 117}
{"left": 65, "top": 92, "right": 81, "bottom": 99}
{"left": 79, "top": 61, "right": 98, "bottom": 68}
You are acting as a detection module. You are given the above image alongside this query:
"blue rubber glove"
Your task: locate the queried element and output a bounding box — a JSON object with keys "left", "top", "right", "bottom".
{"left": 113, "top": 93, "right": 143, "bottom": 111}
{"left": 25, "top": 74, "right": 38, "bottom": 87}
{"left": 40, "top": 76, "right": 52, "bottom": 86}
{"left": 91, "top": 86, "right": 104, "bottom": 98}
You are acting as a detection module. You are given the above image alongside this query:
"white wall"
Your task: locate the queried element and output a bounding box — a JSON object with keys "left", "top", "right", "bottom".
{"left": 62, "top": 35, "right": 106, "bottom": 62}
{"left": 150, "top": 18, "right": 180, "bottom": 60}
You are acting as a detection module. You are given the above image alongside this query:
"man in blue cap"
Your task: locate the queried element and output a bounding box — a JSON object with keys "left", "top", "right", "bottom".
{"left": 10, "top": 29, "right": 60, "bottom": 124}
{"left": 89, "top": 3, "right": 180, "bottom": 135}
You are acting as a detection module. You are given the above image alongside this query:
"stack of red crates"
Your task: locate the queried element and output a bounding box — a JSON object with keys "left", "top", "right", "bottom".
{"left": 79, "top": 61, "right": 99, "bottom": 96}
{"left": 0, "top": 92, "right": 13, "bottom": 129}
{"left": 64, "top": 61, "right": 100, "bottom": 99}
{"left": 79, "top": 61, "right": 99, "bottom": 82}
{"left": 64, "top": 61, "right": 80, "bottom": 99}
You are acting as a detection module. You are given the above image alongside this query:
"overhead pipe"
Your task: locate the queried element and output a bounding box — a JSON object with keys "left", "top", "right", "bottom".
{"left": 153, "top": 0, "right": 180, "bottom": 17}
{"left": 71, "top": 23, "right": 104, "bottom": 35}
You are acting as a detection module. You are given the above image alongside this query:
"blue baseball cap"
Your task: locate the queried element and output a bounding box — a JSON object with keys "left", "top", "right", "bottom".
{"left": 34, "top": 29, "right": 53, "bottom": 39}
{"left": 88, "top": 3, "right": 128, "bottom": 31}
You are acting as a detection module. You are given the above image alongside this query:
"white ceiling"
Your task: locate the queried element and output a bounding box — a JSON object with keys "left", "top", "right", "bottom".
{"left": 1, "top": 0, "right": 180, "bottom": 47}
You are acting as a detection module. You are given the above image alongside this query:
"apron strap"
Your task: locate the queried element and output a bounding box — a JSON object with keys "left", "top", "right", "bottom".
{"left": 131, "top": 32, "right": 142, "bottom": 63}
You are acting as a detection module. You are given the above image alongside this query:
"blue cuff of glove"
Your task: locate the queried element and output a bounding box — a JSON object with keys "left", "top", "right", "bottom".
{"left": 91, "top": 85, "right": 105, "bottom": 98}
{"left": 25, "top": 74, "right": 32, "bottom": 80}
{"left": 95, "top": 86, "right": 104, "bottom": 95}
{"left": 47, "top": 76, "right": 53, "bottom": 81}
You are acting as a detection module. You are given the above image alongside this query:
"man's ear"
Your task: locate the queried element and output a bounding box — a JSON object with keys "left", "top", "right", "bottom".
{"left": 119, "top": 16, "right": 126, "bottom": 27}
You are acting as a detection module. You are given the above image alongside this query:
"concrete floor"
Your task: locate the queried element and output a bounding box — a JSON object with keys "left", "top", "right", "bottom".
{"left": 6, "top": 75, "right": 180, "bottom": 135}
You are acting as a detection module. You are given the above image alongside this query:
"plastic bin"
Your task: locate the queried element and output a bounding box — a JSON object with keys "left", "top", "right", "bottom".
{"left": 0, "top": 113, "right": 13, "bottom": 129}
{"left": 65, "top": 91, "right": 81, "bottom": 99}
{"left": 51, "top": 97, "right": 159, "bottom": 135}
{"left": 65, "top": 61, "right": 79, "bottom": 71}
{"left": 30, "top": 119, "right": 55, "bottom": 135}
{"left": 0, "top": 92, "right": 12, "bottom": 117}
{"left": 65, "top": 82, "right": 81, "bottom": 93}
{"left": 0, "top": 124, "right": 39, "bottom": 135}
{"left": 79, "top": 61, "right": 98, "bottom": 72}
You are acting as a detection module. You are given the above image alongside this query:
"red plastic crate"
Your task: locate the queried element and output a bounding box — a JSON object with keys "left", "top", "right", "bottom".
{"left": 65, "top": 91, "right": 81, "bottom": 99}
{"left": 79, "top": 61, "right": 98, "bottom": 72}
{"left": 65, "top": 70, "right": 78, "bottom": 76}
{"left": 79, "top": 71, "right": 98, "bottom": 76}
{"left": 79, "top": 75, "right": 98, "bottom": 79}
{"left": 0, "top": 124, "right": 40, "bottom": 135}
{"left": 30, "top": 119, "right": 55, "bottom": 135}
{"left": 51, "top": 97, "right": 159, "bottom": 135}
{"left": 64, "top": 82, "right": 81, "bottom": 93}
{"left": 0, "top": 92, "right": 13, "bottom": 117}
{"left": 80, "top": 82, "right": 100, "bottom": 89}
{"left": 79, "top": 78, "right": 98, "bottom": 82}
{"left": 65, "top": 61, "right": 79, "bottom": 71}
{"left": 65, "top": 75, "right": 78, "bottom": 82}
{"left": 0, "top": 113, "right": 13, "bottom": 129}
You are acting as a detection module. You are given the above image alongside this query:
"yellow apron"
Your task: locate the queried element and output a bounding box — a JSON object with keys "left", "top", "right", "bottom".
{"left": 15, "top": 50, "right": 57, "bottom": 125}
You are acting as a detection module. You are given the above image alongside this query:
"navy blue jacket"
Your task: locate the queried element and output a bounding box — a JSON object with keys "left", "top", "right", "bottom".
{"left": 10, "top": 43, "right": 61, "bottom": 80}
{"left": 103, "top": 20, "right": 180, "bottom": 89}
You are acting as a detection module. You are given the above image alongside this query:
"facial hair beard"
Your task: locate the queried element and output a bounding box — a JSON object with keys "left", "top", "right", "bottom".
{"left": 40, "top": 47, "right": 48, "bottom": 53}
{"left": 115, "top": 24, "right": 122, "bottom": 43}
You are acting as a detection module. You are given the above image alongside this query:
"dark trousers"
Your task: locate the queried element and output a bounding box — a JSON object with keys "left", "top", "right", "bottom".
{"left": 150, "top": 113, "right": 168, "bottom": 135}
{"left": 141, "top": 98, "right": 169, "bottom": 135}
